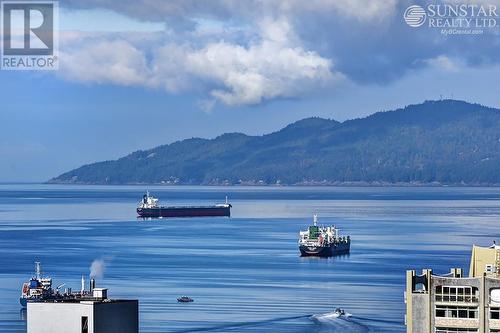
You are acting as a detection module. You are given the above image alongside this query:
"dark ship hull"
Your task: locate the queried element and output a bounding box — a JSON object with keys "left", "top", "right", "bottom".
{"left": 20, "top": 298, "right": 28, "bottom": 308}
{"left": 299, "top": 241, "right": 350, "bottom": 257}
{"left": 137, "top": 205, "right": 231, "bottom": 218}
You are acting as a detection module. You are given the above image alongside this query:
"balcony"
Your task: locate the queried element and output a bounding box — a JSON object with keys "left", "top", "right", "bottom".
{"left": 435, "top": 317, "right": 479, "bottom": 329}
{"left": 490, "top": 319, "right": 500, "bottom": 330}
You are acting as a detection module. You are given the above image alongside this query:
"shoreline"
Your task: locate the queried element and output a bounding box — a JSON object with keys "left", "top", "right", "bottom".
{"left": 43, "top": 181, "right": 500, "bottom": 187}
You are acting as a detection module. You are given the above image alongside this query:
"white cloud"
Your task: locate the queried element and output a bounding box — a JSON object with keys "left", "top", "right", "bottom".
{"left": 423, "top": 55, "right": 462, "bottom": 72}
{"left": 181, "top": 19, "right": 335, "bottom": 106}
{"left": 58, "top": 0, "right": 500, "bottom": 90}
{"left": 58, "top": 18, "right": 338, "bottom": 107}
{"left": 60, "top": 39, "right": 150, "bottom": 86}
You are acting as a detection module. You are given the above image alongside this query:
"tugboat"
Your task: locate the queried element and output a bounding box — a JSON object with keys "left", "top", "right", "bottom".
{"left": 137, "top": 191, "right": 232, "bottom": 218}
{"left": 299, "top": 214, "right": 350, "bottom": 257}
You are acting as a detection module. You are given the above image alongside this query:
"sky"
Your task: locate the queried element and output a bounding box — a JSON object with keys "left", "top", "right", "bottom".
{"left": 0, "top": 0, "right": 499, "bottom": 182}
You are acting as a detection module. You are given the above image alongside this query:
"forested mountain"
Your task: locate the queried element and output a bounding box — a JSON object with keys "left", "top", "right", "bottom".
{"left": 50, "top": 100, "right": 500, "bottom": 185}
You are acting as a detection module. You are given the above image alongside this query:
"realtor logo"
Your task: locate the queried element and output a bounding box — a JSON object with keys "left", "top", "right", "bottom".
{"left": 404, "top": 3, "right": 498, "bottom": 35}
{"left": 1, "top": 1, "right": 58, "bottom": 70}
{"left": 404, "top": 5, "right": 427, "bottom": 27}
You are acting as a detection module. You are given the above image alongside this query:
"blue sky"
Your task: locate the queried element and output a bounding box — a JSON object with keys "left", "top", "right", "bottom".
{"left": 1, "top": 0, "right": 499, "bottom": 182}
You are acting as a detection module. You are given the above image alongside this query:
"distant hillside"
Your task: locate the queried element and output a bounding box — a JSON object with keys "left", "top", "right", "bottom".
{"left": 50, "top": 100, "right": 500, "bottom": 186}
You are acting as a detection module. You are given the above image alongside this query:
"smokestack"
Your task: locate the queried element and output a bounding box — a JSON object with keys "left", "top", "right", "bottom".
{"left": 90, "top": 278, "right": 96, "bottom": 293}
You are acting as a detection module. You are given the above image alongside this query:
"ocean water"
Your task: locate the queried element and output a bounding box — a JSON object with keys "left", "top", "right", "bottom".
{"left": 1, "top": 185, "right": 500, "bottom": 333}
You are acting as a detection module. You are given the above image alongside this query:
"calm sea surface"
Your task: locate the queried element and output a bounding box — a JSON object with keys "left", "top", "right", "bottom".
{"left": 1, "top": 185, "right": 500, "bottom": 333}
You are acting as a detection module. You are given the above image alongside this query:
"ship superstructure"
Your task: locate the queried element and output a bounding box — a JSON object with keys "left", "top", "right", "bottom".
{"left": 299, "top": 215, "right": 350, "bottom": 257}
{"left": 20, "top": 262, "right": 104, "bottom": 307}
{"left": 20, "top": 262, "right": 56, "bottom": 307}
{"left": 137, "top": 191, "right": 231, "bottom": 218}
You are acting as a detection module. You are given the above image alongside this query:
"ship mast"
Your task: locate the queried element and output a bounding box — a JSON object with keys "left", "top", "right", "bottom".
{"left": 313, "top": 214, "right": 318, "bottom": 226}
{"left": 35, "top": 261, "right": 41, "bottom": 279}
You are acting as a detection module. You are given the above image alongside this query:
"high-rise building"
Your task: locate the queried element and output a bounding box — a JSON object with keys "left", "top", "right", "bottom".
{"left": 405, "top": 243, "right": 500, "bottom": 333}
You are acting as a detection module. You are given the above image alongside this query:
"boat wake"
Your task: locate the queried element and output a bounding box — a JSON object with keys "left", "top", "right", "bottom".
{"left": 310, "top": 312, "right": 369, "bottom": 333}
{"left": 170, "top": 314, "right": 311, "bottom": 333}
{"left": 171, "top": 312, "right": 371, "bottom": 333}
{"left": 311, "top": 311, "right": 352, "bottom": 322}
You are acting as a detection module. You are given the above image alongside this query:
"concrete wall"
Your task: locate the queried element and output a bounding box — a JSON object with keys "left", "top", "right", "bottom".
{"left": 94, "top": 301, "right": 138, "bottom": 333}
{"left": 406, "top": 269, "right": 432, "bottom": 333}
{"left": 27, "top": 302, "right": 94, "bottom": 333}
{"left": 27, "top": 300, "right": 138, "bottom": 333}
{"left": 411, "top": 293, "right": 430, "bottom": 333}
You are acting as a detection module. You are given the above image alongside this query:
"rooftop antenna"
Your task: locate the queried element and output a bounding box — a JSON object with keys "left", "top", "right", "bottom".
{"left": 313, "top": 214, "right": 318, "bottom": 226}
{"left": 35, "top": 261, "right": 41, "bottom": 280}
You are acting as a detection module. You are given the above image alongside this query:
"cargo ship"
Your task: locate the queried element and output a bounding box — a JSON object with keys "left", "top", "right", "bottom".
{"left": 137, "top": 191, "right": 232, "bottom": 218}
{"left": 20, "top": 262, "right": 102, "bottom": 307}
{"left": 299, "top": 215, "right": 350, "bottom": 257}
{"left": 20, "top": 262, "right": 57, "bottom": 307}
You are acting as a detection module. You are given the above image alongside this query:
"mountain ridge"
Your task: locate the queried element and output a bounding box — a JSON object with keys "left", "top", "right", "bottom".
{"left": 49, "top": 100, "right": 500, "bottom": 186}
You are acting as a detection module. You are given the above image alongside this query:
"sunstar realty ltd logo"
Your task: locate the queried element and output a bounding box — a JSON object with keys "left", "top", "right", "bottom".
{"left": 1, "top": 1, "right": 59, "bottom": 70}
{"left": 404, "top": 3, "right": 498, "bottom": 35}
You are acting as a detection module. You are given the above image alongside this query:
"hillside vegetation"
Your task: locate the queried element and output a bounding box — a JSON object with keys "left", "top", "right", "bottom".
{"left": 50, "top": 100, "right": 500, "bottom": 185}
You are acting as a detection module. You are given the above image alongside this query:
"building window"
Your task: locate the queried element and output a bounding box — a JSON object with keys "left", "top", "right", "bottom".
{"left": 81, "top": 316, "right": 88, "bottom": 333}
{"left": 436, "top": 308, "right": 446, "bottom": 317}
{"left": 435, "top": 306, "right": 478, "bottom": 319}
{"left": 435, "top": 286, "right": 478, "bottom": 303}
{"left": 435, "top": 328, "right": 477, "bottom": 333}
{"left": 491, "top": 307, "right": 500, "bottom": 320}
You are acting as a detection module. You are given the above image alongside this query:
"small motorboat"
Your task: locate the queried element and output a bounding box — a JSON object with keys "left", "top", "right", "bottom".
{"left": 310, "top": 308, "right": 351, "bottom": 322}
{"left": 333, "top": 308, "right": 347, "bottom": 317}
{"left": 177, "top": 296, "right": 194, "bottom": 303}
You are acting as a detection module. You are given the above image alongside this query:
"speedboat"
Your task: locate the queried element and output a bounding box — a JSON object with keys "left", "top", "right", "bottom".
{"left": 310, "top": 308, "right": 351, "bottom": 321}
{"left": 177, "top": 296, "right": 194, "bottom": 303}
{"left": 334, "top": 308, "right": 346, "bottom": 317}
